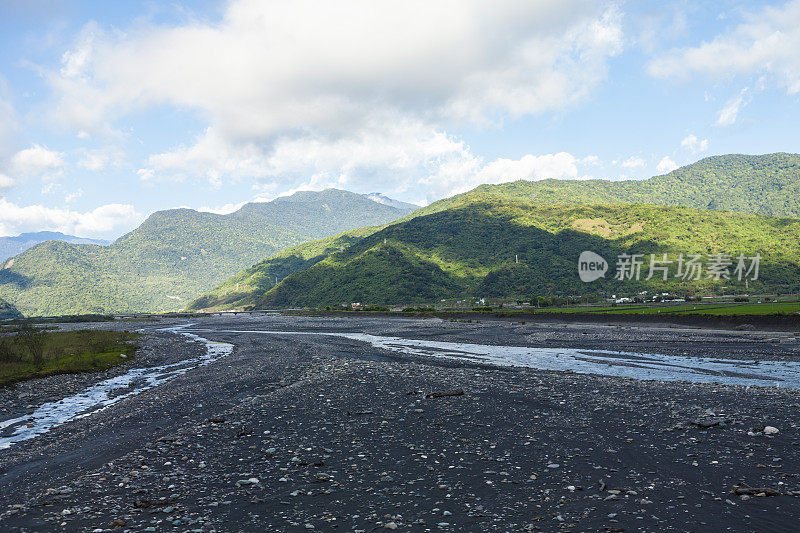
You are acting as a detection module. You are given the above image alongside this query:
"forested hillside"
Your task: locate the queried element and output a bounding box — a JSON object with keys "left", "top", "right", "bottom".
{"left": 191, "top": 153, "right": 800, "bottom": 310}
{"left": 0, "top": 297, "right": 22, "bottom": 319}
{"left": 414, "top": 153, "right": 800, "bottom": 218}
{"left": 191, "top": 200, "right": 800, "bottom": 310}
{"left": 0, "top": 232, "right": 110, "bottom": 263}
{"left": 0, "top": 190, "right": 412, "bottom": 316}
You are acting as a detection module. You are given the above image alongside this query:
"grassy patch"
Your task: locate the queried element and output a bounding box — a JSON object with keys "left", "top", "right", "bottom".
{"left": 523, "top": 301, "right": 800, "bottom": 316}
{"left": 0, "top": 329, "right": 140, "bottom": 388}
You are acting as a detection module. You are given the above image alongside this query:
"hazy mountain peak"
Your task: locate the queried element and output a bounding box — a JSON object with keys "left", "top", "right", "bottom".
{"left": 363, "top": 193, "right": 419, "bottom": 211}
{"left": 0, "top": 231, "right": 110, "bottom": 264}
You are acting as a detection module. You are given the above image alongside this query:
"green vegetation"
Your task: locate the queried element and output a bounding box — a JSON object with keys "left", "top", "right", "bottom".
{"left": 188, "top": 226, "right": 383, "bottom": 311}
{"left": 7, "top": 153, "right": 800, "bottom": 316}
{"left": 192, "top": 153, "right": 800, "bottom": 311}
{"left": 0, "top": 231, "right": 109, "bottom": 263}
{"left": 0, "top": 189, "right": 412, "bottom": 316}
{"left": 193, "top": 200, "right": 800, "bottom": 310}
{"left": 515, "top": 301, "right": 800, "bottom": 316}
{"left": 413, "top": 153, "right": 800, "bottom": 218}
{"left": 0, "top": 329, "right": 139, "bottom": 387}
{"left": 0, "top": 297, "right": 22, "bottom": 319}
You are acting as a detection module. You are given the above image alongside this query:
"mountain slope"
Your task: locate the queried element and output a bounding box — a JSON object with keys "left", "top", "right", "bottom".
{"left": 363, "top": 193, "right": 419, "bottom": 211}
{"left": 0, "top": 297, "right": 22, "bottom": 319}
{"left": 192, "top": 200, "right": 800, "bottom": 310}
{"left": 191, "top": 153, "right": 800, "bottom": 310}
{"left": 0, "top": 231, "right": 110, "bottom": 263}
{"left": 187, "top": 226, "right": 386, "bottom": 311}
{"left": 414, "top": 153, "right": 800, "bottom": 218}
{"left": 0, "top": 189, "right": 413, "bottom": 316}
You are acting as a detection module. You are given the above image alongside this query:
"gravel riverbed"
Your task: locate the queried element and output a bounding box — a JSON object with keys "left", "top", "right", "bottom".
{"left": 1, "top": 314, "right": 799, "bottom": 532}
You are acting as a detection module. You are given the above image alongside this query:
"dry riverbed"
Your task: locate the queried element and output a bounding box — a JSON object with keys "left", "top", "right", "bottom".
{"left": 1, "top": 314, "right": 799, "bottom": 532}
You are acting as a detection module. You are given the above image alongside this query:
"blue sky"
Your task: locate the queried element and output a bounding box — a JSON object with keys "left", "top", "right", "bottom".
{"left": 0, "top": 0, "right": 798, "bottom": 239}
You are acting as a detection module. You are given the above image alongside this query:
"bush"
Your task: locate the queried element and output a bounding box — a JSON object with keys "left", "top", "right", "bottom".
{"left": 0, "top": 339, "right": 15, "bottom": 363}
{"left": 19, "top": 327, "right": 47, "bottom": 370}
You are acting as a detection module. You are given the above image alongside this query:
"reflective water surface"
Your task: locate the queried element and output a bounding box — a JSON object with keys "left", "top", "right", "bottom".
{"left": 0, "top": 327, "right": 233, "bottom": 450}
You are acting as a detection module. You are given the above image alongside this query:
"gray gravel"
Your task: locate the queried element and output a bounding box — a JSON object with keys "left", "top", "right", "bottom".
{"left": 1, "top": 314, "right": 799, "bottom": 532}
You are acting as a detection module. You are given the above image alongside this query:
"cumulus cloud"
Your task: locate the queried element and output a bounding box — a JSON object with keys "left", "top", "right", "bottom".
{"left": 0, "top": 173, "right": 14, "bottom": 188}
{"left": 648, "top": 1, "right": 800, "bottom": 94}
{"left": 78, "top": 147, "right": 121, "bottom": 172}
{"left": 619, "top": 156, "right": 646, "bottom": 169}
{"left": 197, "top": 201, "right": 248, "bottom": 215}
{"left": 680, "top": 134, "right": 709, "bottom": 153}
{"left": 716, "top": 88, "right": 751, "bottom": 126}
{"left": 142, "top": 120, "right": 596, "bottom": 202}
{"left": 48, "top": 0, "right": 622, "bottom": 198}
{"left": 49, "top": 1, "right": 622, "bottom": 134}
{"left": 9, "top": 144, "right": 65, "bottom": 181}
{"left": 0, "top": 198, "right": 141, "bottom": 237}
{"left": 657, "top": 156, "right": 679, "bottom": 174}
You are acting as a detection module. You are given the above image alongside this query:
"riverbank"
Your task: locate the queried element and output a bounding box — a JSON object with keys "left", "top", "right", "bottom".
{"left": 1, "top": 315, "right": 799, "bottom": 531}
{"left": 286, "top": 308, "right": 800, "bottom": 331}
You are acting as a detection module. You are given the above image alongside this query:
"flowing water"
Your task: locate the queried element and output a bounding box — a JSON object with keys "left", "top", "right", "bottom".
{"left": 3, "top": 324, "right": 797, "bottom": 451}
{"left": 190, "top": 329, "right": 800, "bottom": 389}
{"left": 0, "top": 327, "right": 233, "bottom": 451}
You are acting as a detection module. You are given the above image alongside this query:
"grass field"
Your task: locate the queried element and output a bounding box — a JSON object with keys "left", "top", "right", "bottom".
{"left": 518, "top": 301, "right": 800, "bottom": 316}
{"left": 0, "top": 329, "right": 139, "bottom": 388}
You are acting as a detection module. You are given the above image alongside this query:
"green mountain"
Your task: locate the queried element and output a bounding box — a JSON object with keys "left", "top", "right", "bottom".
{"left": 0, "top": 231, "right": 110, "bottom": 263}
{"left": 190, "top": 153, "right": 800, "bottom": 310}
{"left": 190, "top": 200, "right": 800, "bottom": 309}
{"left": 414, "top": 153, "right": 800, "bottom": 218}
{"left": 188, "top": 226, "right": 382, "bottom": 311}
{"left": 0, "top": 190, "right": 412, "bottom": 316}
{"left": 0, "top": 297, "right": 22, "bottom": 319}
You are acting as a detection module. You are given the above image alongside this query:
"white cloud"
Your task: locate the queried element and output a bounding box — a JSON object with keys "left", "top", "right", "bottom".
{"left": 78, "top": 147, "right": 121, "bottom": 172}
{"left": 680, "top": 134, "right": 709, "bottom": 153}
{"left": 716, "top": 88, "right": 751, "bottom": 127}
{"left": 143, "top": 120, "right": 597, "bottom": 202}
{"left": 9, "top": 144, "right": 65, "bottom": 181}
{"left": 0, "top": 173, "right": 14, "bottom": 188}
{"left": 648, "top": 1, "right": 800, "bottom": 94}
{"left": 48, "top": 0, "right": 622, "bottom": 198}
{"left": 197, "top": 201, "right": 247, "bottom": 215}
{"left": 0, "top": 198, "right": 141, "bottom": 237}
{"left": 65, "top": 188, "right": 83, "bottom": 203}
{"left": 657, "top": 156, "right": 679, "bottom": 174}
{"left": 619, "top": 156, "right": 646, "bottom": 169}
{"left": 49, "top": 1, "right": 622, "bottom": 135}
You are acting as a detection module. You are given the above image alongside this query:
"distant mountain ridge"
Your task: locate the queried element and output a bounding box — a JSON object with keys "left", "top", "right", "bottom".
{"left": 0, "top": 231, "right": 110, "bottom": 263}
{"left": 363, "top": 193, "right": 419, "bottom": 211}
{"left": 190, "top": 153, "right": 800, "bottom": 310}
{"left": 0, "top": 189, "right": 413, "bottom": 316}
{"left": 191, "top": 200, "right": 800, "bottom": 310}
{"left": 415, "top": 153, "right": 800, "bottom": 218}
